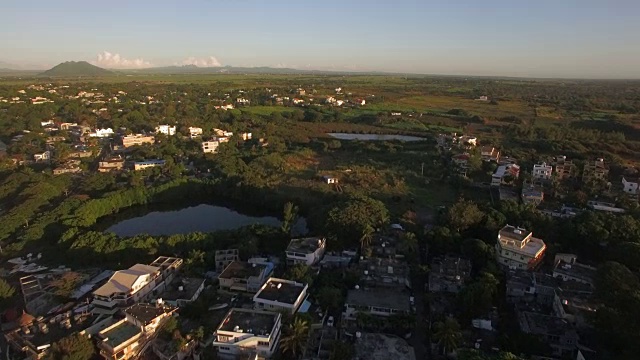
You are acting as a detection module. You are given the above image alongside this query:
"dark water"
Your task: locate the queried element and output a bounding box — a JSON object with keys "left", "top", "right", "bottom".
{"left": 106, "top": 204, "right": 308, "bottom": 237}
{"left": 327, "top": 133, "right": 426, "bottom": 141}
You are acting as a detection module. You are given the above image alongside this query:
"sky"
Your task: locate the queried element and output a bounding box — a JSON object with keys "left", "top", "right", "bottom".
{"left": 1, "top": 0, "right": 640, "bottom": 78}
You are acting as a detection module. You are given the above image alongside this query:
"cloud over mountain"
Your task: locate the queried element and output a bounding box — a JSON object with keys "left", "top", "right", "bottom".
{"left": 178, "top": 56, "right": 222, "bottom": 67}
{"left": 92, "top": 51, "right": 152, "bottom": 69}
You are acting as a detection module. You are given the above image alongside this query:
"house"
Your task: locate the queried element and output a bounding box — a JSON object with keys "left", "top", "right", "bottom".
{"left": 521, "top": 185, "right": 544, "bottom": 205}
{"left": 253, "top": 278, "right": 309, "bottom": 314}
{"left": 53, "top": 161, "right": 82, "bottom": 175}
{"left": 552, "top": 257, "right": 596, "bottom": 287}
{"left": 31, "top": 97, "right": 52, "bottom": 104}
{"left": 33, "top": 151, "right": 51, "bottom": 162}
{"left": 202, "top": 140, "right": 220, "bottom": 154}
{"left": 491, "top": 163, "right": 520, "bottom": 186}
{"left": 459, "top": 135, "right": 477, "bottom": 147}
{"left": 532, "top": 162, "right": 553, "bottom": 181}
{"left": 428, "top": 256, "right": 472, "bottom": 293}
{"left": 335, "top": 100, "right": 344, "bottom": 106}
{"left": 587, "top": 200, "right": 626, "bottom": 213}
{"left": 296, "top": 88, "right": 306, "bottom": 96}
{"left": 159, "top": 277, "right": 206, "bottom": 307}
{"left": 342, "top": 289, "right": 411, "bottom": 321}
{"left": 236, "top": 98, "right": 250, "bottom": 105}
{"left": 121, "top": 134, "right": 154, "bottom": 148}
{"left": 353, "top": 98, "right": 366, "bottom": 106}
{"left": 133, "top": 159, "right": 165, "bottom": 171}
{"left": 495, "top": 225, "right": 546, "bottom": 270}
{"left": 59, "top": 122, "right": 78, "bottom": 130}
{"left": 41, "top": 120, "right": 55, "bottom": 127}
{"left": 215, "top": 249, "right": 240, "bottom": 272}
{"left": 293, "top": 98, "right": 304, "bottom": 105}
{"left": 358, "top": 257, "right": 411, "bottom": 289}
{"left": 97, "top": 303, "right": 176, "bottom": 360}
{"left": 213, "top": 128, "right": 234, "bottom": 137}
{"left": 212, "top": 308, "right": 282, "bottom": 360}
{"left": 90, "top": 128, "right": 115, "bottom": 138}
{"left": 322, "top": 175, "right": 338, "bottom": 184}
{"left": 582, "top": 158, "right": 608, "bottom": 184}
{"left": 285, "top": 237, "right": 326, "bottom": 266}
{"left": 92, "top": 257, "right": 182, "bottom": 315}
{"left": 335, "top": 87, "right": 342, "bottom": 94}
{"left": 518, "top": 311, "right": 578, "bottom": 357}
{"left": 622, "top": 176, "right": 639, "bottom": 195}
{"left": 241, "top": 132, "right": 252, "bottom": 141}
{"left": 98, "top": 156, "right": 124, "bottom": 172}
{"left": 326, "top": 96, "right": 336, "bottom": 104}
{"left": 553, "top": 291, "right": 597, "bottom": 329}
{"left": 554, "top": 155, "right": 575, "bottom": 180}
{"left": 218, "top": 260, "right": 274, "bottom": 293}
{"left": 155, "top": 125, "right": 176, "bottom": 136}
{"left": 477, "top": 95, "right": 489, "bottom": 101}
{"left": 451, "top": 153, "right": 470, "bottom": 170}
{"left": 391, "top": 112, "right": 402, "bottom": 116}
{"left": 188, "top": 127, "right": 203, "bottom": 139}
{"left": 481, "top": 146, "right": 500, "bottom": 162}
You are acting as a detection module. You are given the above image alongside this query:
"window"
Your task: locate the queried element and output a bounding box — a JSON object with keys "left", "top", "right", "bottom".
{"left": 219, "top": 346, "right": 231, "bottom": 351}
{"left": 258, "top": 341, "right": 269, "bottom": 347}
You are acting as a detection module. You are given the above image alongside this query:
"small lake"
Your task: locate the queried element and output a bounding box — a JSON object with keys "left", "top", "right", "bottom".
{"left": 106, "top": 204, "right": 308, "bottom": 237}
{"left": 327, "top": 133, "right": 426, "bottom": 141}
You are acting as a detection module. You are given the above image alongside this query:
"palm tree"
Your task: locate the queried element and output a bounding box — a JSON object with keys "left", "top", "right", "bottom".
{"left": 432, "top": 317, "right": 462, "bottom": 356}
{"left": 359, "top": 224, "right": 375, "bottom": 250}
{"left": 279, "top": 317, "right": 309, "bottom": 359}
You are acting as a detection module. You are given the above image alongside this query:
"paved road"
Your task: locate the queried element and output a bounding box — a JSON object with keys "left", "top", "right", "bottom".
{"left": 409, "top": 234, "right": 432, "bottom": 360}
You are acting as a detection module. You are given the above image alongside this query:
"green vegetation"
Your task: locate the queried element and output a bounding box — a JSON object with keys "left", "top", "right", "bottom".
{"left": 39, "top": 61, "right": 114, "bottom": 77}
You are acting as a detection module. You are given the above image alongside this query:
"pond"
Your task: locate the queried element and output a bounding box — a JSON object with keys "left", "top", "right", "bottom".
{"left": 327, "top": 133, "right": 426, "bottom": 141}
{"left": 105, "top": 204, "right": 308, "bottom": 237}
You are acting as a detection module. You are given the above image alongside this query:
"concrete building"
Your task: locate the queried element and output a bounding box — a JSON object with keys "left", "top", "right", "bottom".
{"left": 285, "top": 237, "right": 326, "bottom": 266}
{"left": 218, "top": 261, "right": 273, "bottom": 293}
{"left": 553, "top": 156, "right": 575, "bottom": 180}
{"left": 552, "top": 259, "right": 596, "bottom": 287}
{"left": 481, "top": 146, "right": 500, "bottom": 162}
{"left": 518, "top": 311, "right": 578, "bottom": 357}
{"left": 495, "top": 225, "right": 546, "bottom": 270}
{"left": 622, "top": 176, "right": 639, "bottom": 195}
{"left": 155, "top": 125, "right": 176, "bottom": 136}
{"left": 122, "top": 134, "right": 155, "bottom": 148}
{"left": 98, "top": 156, "right": 124, "bottom": 172}
{"left": 212, "top": 309, "right": 282, "bottom": 359}
{"left": 92, "top": 257, "right": 182, "bottom": 315}
{"left": 159, "top": 277, "right": 206, "bottom": 307}
{"left": 253, "top": 278, "right": 308, "bottom": 314}
{"left": 202, "top": 140, "right": 220, "bottom": 154}
{"left": 133, "top": 159, "right": 165, "bottom": 171}
{"left": 532, "top": 162, "right": 553, "bottom": 181}
{"left": 358, "top": 257, "right": 411, "bottom": 289}
{"left": 583, "top": 158, "right": 609, "bottom": 184}
{"left": 491, "top": 163, "right": 520, "bottom": 186}
{"left": 188, "top": 127, "right": 203, "bottom": 139}
{"left": 428, "top": 256, "right": 472, "bottom": 293}
{"left": 215, "top": 249, "right": 240, "bottom": 272}
{"left": 343, "top": 289, "right": 411, "bottom": 321}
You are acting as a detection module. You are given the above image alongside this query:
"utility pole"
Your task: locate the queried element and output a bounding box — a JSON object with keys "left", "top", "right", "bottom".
{"left": 421, "top": 162, "right": 424, "bottom": 177}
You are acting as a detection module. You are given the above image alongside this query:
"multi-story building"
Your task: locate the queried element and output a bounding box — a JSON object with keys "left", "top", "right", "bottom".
{"left": 98, "top": 156, "right": 125, "bottom": 172}
{"left": 202, "top": 140, "right": 220, "bottom": 154}
{"left": 481, "top": 146, "right": 500, "bottom": 162}
{"left": 159, "top": 276, "right": 206, "bottom": 307}
{"left": 285, "top": 237, "right": 326, "bottom": 266}
{"left": 622, "top": 176, "right": 639, "bottom": 195}
{"left": 122, "top": 134, "right": 155, "bottom": 148}
{"left": 155, "top": 125, "right": 176, "bottom": 136}
{"left": 188, "top": 127, "right": 203, "bottom": 139}
{"left": 133, "top": 159, "right": 165, "bottom": 171}
{"left": 97, "top": 303, "right": 175, "bottom": 360}
{"left": 218, "top": 260, "right": 274, "bottom": 293}
{"left": 253, "top": 278, "right": 308, "bottom": 314}
{"left": 428, "top": 256, "right": 472, "bottom": 293}
{"left": 518, "top": 311, "right": 578, "bottom": 358}
{"left": 582, "top": 158, "right": 609, "bottom": 184}
{"left": 495, "top": 225, "right": 546, "bottom": 270}
{"left": 215, "top": 249, "right": 239, "bottom": 272}
{"left": 532, "top": 162, "right": 553, "bottom": 181}
{"left": 92, "top": 257, "right": 182, "bottom": 315}
{"left": 358, "top": 257, "right": 411, "bottom": 289}
{"left": 552, "top": 260, "right": 596, "bottom": 287}
{"left": 553, "top": 156, "right": 575, "bottom": 180}
{"left": 491, "top": 163, "right": 520, "bottom": 186}
{"left": 212, "top": 309, "right": 282, "bottom": 359}
{"left": 343, "top": 289, "right": 411, "bottom": 321}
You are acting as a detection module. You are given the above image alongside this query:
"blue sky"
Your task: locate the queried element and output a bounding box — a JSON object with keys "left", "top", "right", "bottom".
{"left": 1, "top": 0, "right": 639, "bottom": 78}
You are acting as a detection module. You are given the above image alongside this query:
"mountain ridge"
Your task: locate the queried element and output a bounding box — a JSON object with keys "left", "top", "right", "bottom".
{"left": 39, "top": 61, "right": 114, "bottom": 77}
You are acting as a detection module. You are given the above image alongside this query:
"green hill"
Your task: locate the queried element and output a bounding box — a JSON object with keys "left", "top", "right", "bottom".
{"left": 39, "top": 61, "right": 114, "bottom": 77}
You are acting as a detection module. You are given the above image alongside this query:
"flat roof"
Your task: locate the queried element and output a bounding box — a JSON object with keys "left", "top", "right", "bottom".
{"left": 553, "top": 261, "right": 596, "bottom": 283}
{"left": 254, "top": 278, "right": 306, "bottom": 305}
{"left": 149, "top": 256, "right": 182, "bottom": 269}
{"left": 346, "top": 289, "right": 410, "bottom": 311}
{"left": 218, "top": 308, "right": 279, "bottom": 335}
{"left": 519, "top": 312, "right": 576, "bottom": 337}
{"left": 125, "top": 303, "right": 171, "bottom": 325}
{"left": 161, "top": 277, "right": 205, "bottom": 301}
{"left": 219, "top": 261, "right": 267, "bottom": 280}
{"left": 499, "top": 225, "right": 531, "bottom": 243}
{"left": 287, "top": 237, "right": 324, "bottom": 254}
{"left": 101, "top": 322, "right": 141, "bottom": 349}
{"left": 499, "top": 236, "right": 546, "bottom": 257}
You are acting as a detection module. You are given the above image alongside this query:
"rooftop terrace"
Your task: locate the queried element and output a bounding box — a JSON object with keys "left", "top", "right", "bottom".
{"left": 219, "top": 261, "right": 267, "bottom": 279}
{"left": 286, "top": 237, "right": 325, "bottom": 254}
{"left": 218, "top": 308, "right": 279, "bottom": 336}
{"left": 101, "top": 321, "right": 141, "bottom": 349}
{"left": 254, "top": 278, "right": 306, "bottom": 305}
{"left": 346, "top": 289, "right": 410, "bottom": 311}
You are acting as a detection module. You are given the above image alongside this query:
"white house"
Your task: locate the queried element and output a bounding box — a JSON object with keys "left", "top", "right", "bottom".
{"left": 188, "top": 127, "right": 203, "bottom": 139}
{"left": 322, "top": 176, "right": 338, "bottom": 184}
{"left": 90, "top": 128, "right": 115, "bottom": 138}
{"left": 326, "top": 97, "right": 337, "bottom": 104}
{"left": 213, "top": 128, "right": 234, "bottom": 137}
{"left": 495, "top": 225, "right": 546, "bottom": 270}
{"left": 40, "top": 120, "right": 55, "bottom": 127}
{"left": 336, "top": 100, "right": 345, "bottom": 106}
{"left": 212, "top": 309, "right": 282, "bottom": 360}
{"left": 33, "top": 151, "right": 51, "bottom": 162}
{"left": 133, "top": 159, "right": 166, "bottom": 171}
{"left": 236, "top": 98, "right": 250, "bottom": 105}
{"left": 622, "top": 177, "right": 639, "bottom": 195}
{"left": 285, "top": 237, "right": 326, "bottom": 266}
{"left": 202, "top": 140, "right": 220, "bottom": 154}
{"left": 156, "top": 125, "right": 176, "bottom": 136}
{"left": 253, "top": 278, "right": 309, "bottom": 314}
{"left": 241, "top": 132, "right": 253, "bottom": 141}
{"left": 293, "top": 98, "right": 304, "bottom": 105}
{"left": 532, "top": 162, "right": 553, "bottom": 181}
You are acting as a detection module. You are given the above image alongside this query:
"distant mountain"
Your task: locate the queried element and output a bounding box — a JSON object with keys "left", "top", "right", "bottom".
{"left": 122, "top": 64, "right": 369, "bottom": 76}
{"left": 39, "top": 61, "right": 114, "bottom": 77}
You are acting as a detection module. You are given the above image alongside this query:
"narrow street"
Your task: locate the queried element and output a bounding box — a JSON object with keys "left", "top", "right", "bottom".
{"left": 409, "top": 227, "right": 432, "bottom": 360}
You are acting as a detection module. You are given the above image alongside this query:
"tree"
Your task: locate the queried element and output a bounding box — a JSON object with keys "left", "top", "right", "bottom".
{"left": 51, "top": 272, "right": 83, "bottom": 298}
{"left": 0, "top": 278, "right": 16, "bottom": 307}
{"left": 329, "top": 341, "right": 355, "bottom": 360}
{"left": 326, "top": 195, "right": 389, "bottom": 247}
{"left": 433, "top": 317, "right": 462, "bottom": 355}
{"left": 317, "top": 286, "right": 343, "bottom": 313}
{"left": 281, "top": 202, "right": 299, "bottom": 234}
{"left": 458, "top": 272, "right": 499, "bottom": 320}
{"left": 47, "top": 334, "right": 95, "bottom": 360}
{"left": 279, "top": 317, "right": 309, "bottom": 359}
{"left": 445, "top": 199, "right": 484, "bottom": 233}
{"left": 285, "top": 264, "right": 313, "bottom": 286}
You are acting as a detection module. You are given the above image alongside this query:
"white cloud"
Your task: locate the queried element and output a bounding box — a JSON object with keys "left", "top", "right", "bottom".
{"left": 92, "top": 51, "right": 152, "bottom": 69}
{"left": 178, "top": 56, "right": 222, "bottom": 67}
